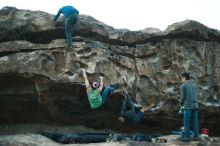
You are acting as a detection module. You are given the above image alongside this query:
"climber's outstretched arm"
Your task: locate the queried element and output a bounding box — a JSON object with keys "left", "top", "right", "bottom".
{"left": 97, "top": 76, "right": 104, "bottom": 93}
{"left": 82, "top": 69, "right": 92, "bottom": 92}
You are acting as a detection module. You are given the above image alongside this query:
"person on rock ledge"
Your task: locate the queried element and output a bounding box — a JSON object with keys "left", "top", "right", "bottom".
{"left": 53, "top": 5, "right": 79, "bottom": 50}
{"left": 53, "top": 5, "right": 79, "bottom": 73}
{"left": 82, "top": 68, "right": 119, "bottom": 109}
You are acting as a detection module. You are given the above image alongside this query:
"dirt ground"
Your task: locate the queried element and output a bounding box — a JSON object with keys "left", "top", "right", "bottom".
{"left": 0, "top": 124, "right": 219, "bottom": 146}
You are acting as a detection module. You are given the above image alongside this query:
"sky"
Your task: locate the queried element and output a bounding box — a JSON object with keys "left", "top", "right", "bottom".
{"left": 0, "top": 0, "right": 219, "bottom": 31}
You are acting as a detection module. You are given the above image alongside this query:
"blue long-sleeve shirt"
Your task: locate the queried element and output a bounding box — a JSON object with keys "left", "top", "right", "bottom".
{"left": 53, "top": 6, "right": 79, "bottom": 21}
{"left": 180, "top": 81, "right": 198, "bottom": 109}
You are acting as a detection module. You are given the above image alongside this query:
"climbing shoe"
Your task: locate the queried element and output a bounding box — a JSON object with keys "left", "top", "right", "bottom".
{"left": 110, "top": 83, "right": 119, "bottom": 89}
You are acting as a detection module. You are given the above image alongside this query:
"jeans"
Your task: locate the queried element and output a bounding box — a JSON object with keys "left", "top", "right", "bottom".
{"left": 100, "top": 86, "right": 116, "bottom": 104}
{"left": 181, "top": 109, "right": 199, "bottom": 138}
{"left": 65, "top": 14, "right": 78, "bottom": 49}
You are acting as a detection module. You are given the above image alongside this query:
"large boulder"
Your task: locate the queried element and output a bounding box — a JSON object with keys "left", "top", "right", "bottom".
{"left": 0, "top": 7, "right": 220, "bottom": 135}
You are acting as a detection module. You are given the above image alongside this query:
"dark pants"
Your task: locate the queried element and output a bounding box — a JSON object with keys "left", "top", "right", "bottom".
{"left": 65, "top": 14, "right": 78, "bottom": 49}
{"left": 41, "top": 132, "right": 150, "bottom": 143}
{"left": 181, "top": 109, "right": 199, "bottom": 139}
{"left": 121, "top": 94, "right": 144, "bottom": 124}
{"left": 41, "top": 132, "right": 109, "bottom": 144}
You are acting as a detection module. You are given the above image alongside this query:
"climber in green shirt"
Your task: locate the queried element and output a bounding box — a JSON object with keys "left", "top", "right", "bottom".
{"left": 82, "top": 69, "right": 119, "bottom": 109}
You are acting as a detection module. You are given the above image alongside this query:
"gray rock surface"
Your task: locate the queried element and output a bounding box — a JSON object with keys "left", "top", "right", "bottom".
{"left": 0, "top": 6, "right": 220, "bottom": 136}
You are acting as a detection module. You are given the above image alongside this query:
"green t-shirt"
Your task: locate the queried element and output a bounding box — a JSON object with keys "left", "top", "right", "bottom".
{"left": 87, "top": 89, "right": 102, "bottom": 109}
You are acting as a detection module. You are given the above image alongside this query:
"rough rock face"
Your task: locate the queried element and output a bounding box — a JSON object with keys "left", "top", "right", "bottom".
{"left": 0, "top": 7, "right": 220, "bottom": 135}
